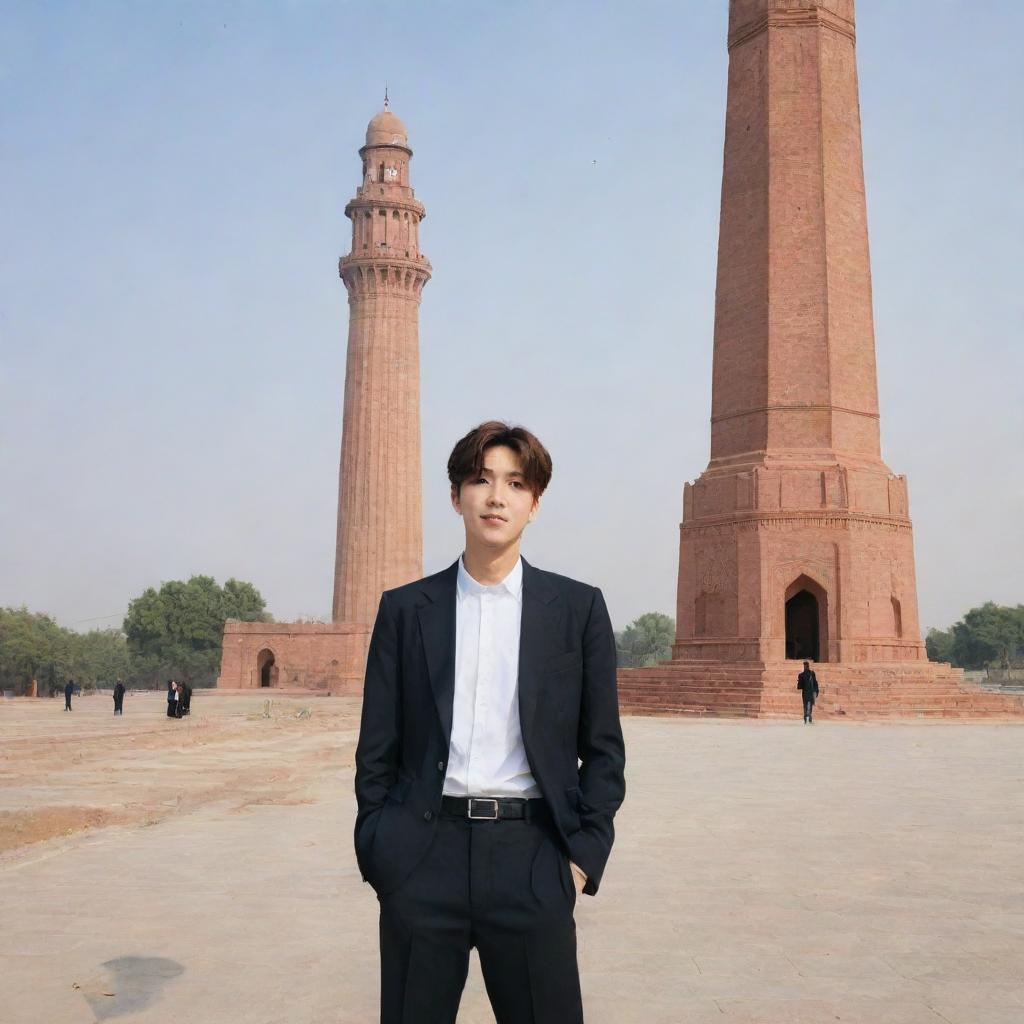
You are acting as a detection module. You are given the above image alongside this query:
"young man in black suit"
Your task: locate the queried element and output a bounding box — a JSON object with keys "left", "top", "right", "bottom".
{"left": 354, "top": 421, "right": 626, "bottom": 1023}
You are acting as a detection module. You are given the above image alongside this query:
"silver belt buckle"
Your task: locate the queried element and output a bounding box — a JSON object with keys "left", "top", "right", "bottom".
{"left": 468, "top": 797, "right": 499, "bottom": 820}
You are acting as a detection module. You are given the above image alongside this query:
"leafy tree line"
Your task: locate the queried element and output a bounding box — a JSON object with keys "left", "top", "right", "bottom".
{"left": 616, "top": 612, "right": 675, "bottom": 668}
{"left": 0, "top": 609, "right": 129, "bottom": 695}
{"left": 926, "top": 602, "right": 1024, "bottom": 670}
{"left": 0, "top": 576, "right": 270, "bottom": 694}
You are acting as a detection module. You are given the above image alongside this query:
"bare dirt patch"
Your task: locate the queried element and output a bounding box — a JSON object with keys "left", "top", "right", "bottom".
{"left": 0, "top": 691, "right": 360, "bottom": 858}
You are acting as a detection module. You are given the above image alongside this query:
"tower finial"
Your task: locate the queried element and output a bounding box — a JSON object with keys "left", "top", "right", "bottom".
{"left": 384, "top": 83, "right": 389, "bottom": 110}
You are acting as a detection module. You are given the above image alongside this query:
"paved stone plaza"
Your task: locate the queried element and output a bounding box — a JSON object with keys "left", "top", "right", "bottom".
{"left": 1, "top": 693, "right": 1022, "bottom": 1023}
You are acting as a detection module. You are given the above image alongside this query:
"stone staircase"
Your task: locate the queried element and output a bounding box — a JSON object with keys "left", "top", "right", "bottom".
{"left": 617, "top": 663, "right": 767, "bottom": 718}
{"left": 618, "top": 660, "right": 1024, "bottom": 720}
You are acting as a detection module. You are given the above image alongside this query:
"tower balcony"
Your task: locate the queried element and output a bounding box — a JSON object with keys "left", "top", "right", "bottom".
{"left": 339, "top": 250, "right": 432, "bottom": 299}
{"left": 339, "top": 248, "right": 432, "bottom": 274}
{"left": 346, "top": 193, "right": 425, "bottom": 220}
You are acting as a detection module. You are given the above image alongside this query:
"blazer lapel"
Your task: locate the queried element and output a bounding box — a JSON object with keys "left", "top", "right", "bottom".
{"left": 416, "top": 561, "right": 459, "bottom": 742}
{"left": 518, "top": 558, "right": 561, "bottom": 739}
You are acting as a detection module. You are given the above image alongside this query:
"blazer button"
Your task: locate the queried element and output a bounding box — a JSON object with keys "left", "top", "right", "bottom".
{"left": 423, "top": 810, "right": 433, "bottom": 822}
{"left": 437, "top": 761, "right": 445, "bottom": 772}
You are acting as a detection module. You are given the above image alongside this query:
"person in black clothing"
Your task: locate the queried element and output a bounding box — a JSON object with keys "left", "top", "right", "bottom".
{"left": 64, "top": 679, "right": 74, "bottom": 712}
{"left": 166, "top": 680, "right": 176, "bottom": 718}
{"left": 180, "top": 683, "right": 192, "bottom": 716}
{"left": 113, "top": 680, "right": 126, "bottom": 715}
{"left": 797, "top": 661, "right": 819, "bottom": 723}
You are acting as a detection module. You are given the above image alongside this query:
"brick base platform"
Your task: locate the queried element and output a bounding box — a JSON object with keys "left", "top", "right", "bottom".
{"left": 617, "top": 662, "right": 1024, "bottom": 720}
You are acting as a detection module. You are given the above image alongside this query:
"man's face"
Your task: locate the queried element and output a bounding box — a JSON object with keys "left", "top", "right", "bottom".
{"left": 451, "top": 444, "right": 539, "bottom": 551}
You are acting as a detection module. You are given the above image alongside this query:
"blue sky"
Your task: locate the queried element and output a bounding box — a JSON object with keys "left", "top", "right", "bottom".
{"left": 2, "top": 1, "right": 1021, "bottom": 634}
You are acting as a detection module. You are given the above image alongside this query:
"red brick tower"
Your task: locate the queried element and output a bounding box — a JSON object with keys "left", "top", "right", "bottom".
{"left": 617, "top": 0, "right": 1024, "bottom": 718}
{"left": 676, "top": 0, "right": 922, "bottom": 665}
{"left": 333, "top": 102, "right": 431, "bottom": 625}
{"left": 217, "top": 103, "right": 430, "bottom": 693}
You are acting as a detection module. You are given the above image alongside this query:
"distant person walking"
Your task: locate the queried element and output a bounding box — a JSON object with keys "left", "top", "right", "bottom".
{"left": 180, "top": 683, "right": 192, "bottom": 717}
{"left": 113, "top": 680, "right": 126, "bottom": 715}
{"left": 166, "top": 680, "right": 177, "bottom": 718}
{"left": 797, "top": 661, "right": 819, "bottom": 724}
{"left": 64, "top": 679, "right": 74, "bottom": 712}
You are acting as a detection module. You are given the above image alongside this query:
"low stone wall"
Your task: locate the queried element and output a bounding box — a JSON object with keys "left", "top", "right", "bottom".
{"left": 966, "top": 667, "right": 1024, "bottom": 691}
{"left": 986, "top": 668, "right": 1024, "bottom": 684}
{"left": 216, "top": 621, "right": 371, "bottom": 694}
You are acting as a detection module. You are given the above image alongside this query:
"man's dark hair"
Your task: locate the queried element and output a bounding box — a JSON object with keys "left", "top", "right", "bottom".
{"left": 802, "top": 661, "right": 810, "bottom": 668}
{"left": 448, "top": 421, "right": 553, "bottom": 499}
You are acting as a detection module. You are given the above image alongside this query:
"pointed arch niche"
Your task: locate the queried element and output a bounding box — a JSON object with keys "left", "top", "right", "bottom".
{"left": 784, "top": 574, "right": 830, "bottom": 663}
{"left": 256, "top": 648, "right": 279, "bottom": 688}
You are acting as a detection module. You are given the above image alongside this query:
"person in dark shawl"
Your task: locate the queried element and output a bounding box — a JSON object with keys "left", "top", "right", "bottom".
{"left": 797, "top": 661, "right": 820, "bottom": 723}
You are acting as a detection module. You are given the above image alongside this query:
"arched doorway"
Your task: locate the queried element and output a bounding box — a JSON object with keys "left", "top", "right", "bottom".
{"left": 785, "top": 591, "right": 819, "bottom": 661}
{"left": 256, "top": 649, "right": 278, "bottom": 688}
{"left": 784, "top": 574, "right": 829, "bottom": 662}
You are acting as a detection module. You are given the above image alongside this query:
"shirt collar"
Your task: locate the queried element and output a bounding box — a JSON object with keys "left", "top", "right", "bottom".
{"left": 457, "top": 555, "right": 523, "bottom": 602}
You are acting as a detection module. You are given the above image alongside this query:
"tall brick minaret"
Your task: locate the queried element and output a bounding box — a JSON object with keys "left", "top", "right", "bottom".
{"left": 333, "top": 102, "right": 431, "bottom": 625}
{"left": 674, "top": 0, "right": 927, "bottom": 666}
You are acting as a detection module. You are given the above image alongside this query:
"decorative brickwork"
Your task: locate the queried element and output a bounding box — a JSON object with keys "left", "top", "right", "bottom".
{"left": 673, "top": 0, "right": 921, "bottom": 666}
{"left": 333, "top": 105, "right": 430, "bottom": 627}
{"left": 218, "top": 105, "right": 428, "bottom": 691}
{"left": 620, "top": 0, "right": 1024, "bottom": 718}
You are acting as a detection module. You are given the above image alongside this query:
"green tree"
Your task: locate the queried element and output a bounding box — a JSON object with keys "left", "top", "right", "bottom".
{"left": 0, "top": 608, "right": 131, "bottom": 694}
{"left": 925, "top": 626, "right": 954, "bottom": 665}
{"left": 926, "top": 603, "right": 1024, "bottom": 669}
{"left": 124, "top": 576, "right": 270, "bottom": 687}
{"left": 615, "top": 612, "right": 675, "bottom": 668}
{"left": 222, "top": 578, "right": 268, "bottom": 621}
{"left": 0, "top": 607, "right": 72, "bottom": 692}
{"left": 69, "top": 628, "right": 131, "bottom": 688}
{"left": 951, "top": 603, "right": 1024, "bottom": 669}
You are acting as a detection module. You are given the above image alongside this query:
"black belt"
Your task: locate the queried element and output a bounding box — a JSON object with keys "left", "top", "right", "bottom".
{"left": 440, "top": 795, "right": 549, "bottom": 822}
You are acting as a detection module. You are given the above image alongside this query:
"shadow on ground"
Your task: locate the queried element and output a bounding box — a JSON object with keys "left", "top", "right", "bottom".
{"left": 76, "top": 956, "right": 184, "bottom": 1020}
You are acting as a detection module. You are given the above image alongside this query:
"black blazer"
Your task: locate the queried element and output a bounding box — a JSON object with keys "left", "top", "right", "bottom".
{"left": 354, "top": 558, "right": 626, "bottom": 897}
{"left": 797, "top": 670, "right": 819, "bottom": 701}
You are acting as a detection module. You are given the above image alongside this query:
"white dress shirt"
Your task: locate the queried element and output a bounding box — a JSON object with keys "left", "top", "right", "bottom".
{"left": 442, "top": 556, "right": 541, "bottom": 799}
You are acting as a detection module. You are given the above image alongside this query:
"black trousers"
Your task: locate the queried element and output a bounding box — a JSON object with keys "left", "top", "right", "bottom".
{"left": 376, "top": 812, "right": 583, "bottom": 1024}
{"left": 804, "top": 698, "right": 815, "bottom": 720}
{"left": 65, "top": 695, "right": 72, "bottom": 710}
{"left": 114, "top": 700, "right": 123, "bottom": 714}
